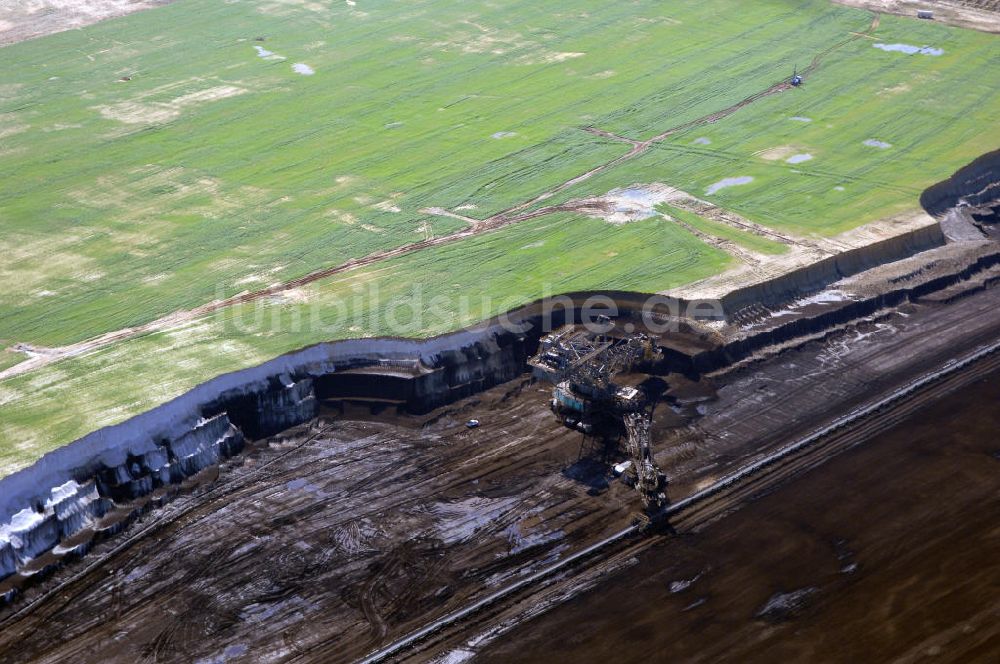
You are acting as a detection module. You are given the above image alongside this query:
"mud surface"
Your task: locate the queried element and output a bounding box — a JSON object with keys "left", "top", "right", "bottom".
{"left": 0, "top": 382, "right": 634, "bottom": 664}
{"left": 474, "top": 368, "right": 1000, "bottom": 664}
{"left": 1, "top": 282, "right": 998, "bottom": 662}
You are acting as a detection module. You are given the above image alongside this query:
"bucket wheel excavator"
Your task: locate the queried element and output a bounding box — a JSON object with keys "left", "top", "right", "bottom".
{"left": 530, "top": 325, "right": 668, "bottom": 521}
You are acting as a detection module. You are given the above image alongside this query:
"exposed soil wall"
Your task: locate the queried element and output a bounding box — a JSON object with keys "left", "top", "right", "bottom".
{"left": 920, "top": 149, "right": 1000, "bottom": 215}
{"left": 717, "top": 222, "right": 946, "bottom": 312}
{"left": 4, "top": 236, "right": 999, "bottom": 594}
{"left": 2, "top": 151, "right": 999, "bottom": 599}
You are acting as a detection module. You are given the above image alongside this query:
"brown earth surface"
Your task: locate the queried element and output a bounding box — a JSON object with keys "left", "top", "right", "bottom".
{"left": 1, "top": 273, "right": 999, "bottom": 664}
{"left": 474, "top": 364, "right": 1000, "bottom": 664}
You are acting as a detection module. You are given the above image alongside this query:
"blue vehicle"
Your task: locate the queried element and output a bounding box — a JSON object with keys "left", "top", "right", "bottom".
{"left": 791, "top": 66, "right": 803, "bottom": 87}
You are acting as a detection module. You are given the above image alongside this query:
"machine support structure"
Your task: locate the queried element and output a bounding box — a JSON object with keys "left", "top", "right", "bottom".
{"left": 529, "top": 323, "right": 669, "bottom": 520}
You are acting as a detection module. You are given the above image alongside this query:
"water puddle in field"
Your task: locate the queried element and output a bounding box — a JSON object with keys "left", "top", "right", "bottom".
{"left": 253, "top": 45, "right": 285, "bottom": 61}
{"left": 834, "top": 186, "right": 846, "bottom": 191}
{"left": 491, "top": 131, "right": 517, "bottom": 139}
{"left": 693, "top": 136, "right": 711, "bottom": 145}
{"left": 292, "top": 63, "right": 315, "bottom": 75}
{"left": 705, "top": 176, "right": 753, "bottom": 196}
{"left": 863, "top": 139, "right": 892, "bottom": 149}
{"left": 873, "top": 43, "right": 943, "bottom": 56}
{"left": 786, "top": 153, "right": 813, "bottom": 164}
{"left": 616, "top": 187, "right": 666, "bottom": 212}
{"left": 790, "top": 116, "right": 812, "bottom": 123}
{"left": 605, "top": 185, "right": 676, "bottom": 222}
{"left": 568, "top": 183, "right": 685, "bottom": 225}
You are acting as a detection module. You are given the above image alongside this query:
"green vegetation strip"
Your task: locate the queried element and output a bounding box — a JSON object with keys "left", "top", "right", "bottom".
{"left": 0, "top": 352, "right": 25, "bottom": 375}
{"left": 657, "top": 204, "right": 788, "bottom": 255}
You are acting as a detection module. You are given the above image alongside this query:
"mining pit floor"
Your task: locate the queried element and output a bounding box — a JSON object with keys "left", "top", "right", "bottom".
{"left": 473, "top": 358, "right": 1000, "bottom": 664}
{"left": 1, "top": 277, "right": 999, "bottom": 663}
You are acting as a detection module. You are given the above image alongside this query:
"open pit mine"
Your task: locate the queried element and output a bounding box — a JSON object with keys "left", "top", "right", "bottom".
{"left": 2, "top": 0, "right": 1000, "bottom": 659}
{"left": 0, "top": 149, "right": 998, "bottom": 663}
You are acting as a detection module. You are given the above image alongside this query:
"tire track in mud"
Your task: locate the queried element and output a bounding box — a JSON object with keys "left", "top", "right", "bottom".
{"left": 9, "top": 290, "right": 992, "bottom": 661}
{"left": 692, "top": 299, "right": 997, "bottom": 450}
{"left": 714, "top": 288, "right": 1000, "bottom": 424}
{"left": 359, "top": 298, "right": 1000, "bottom": 660}
{"left": 0, "top": 378, "right": 600, "bottom": 658}
{"left": 0, "top": 15, "right": 882, "bottom": 383}
{"left": 0, "top": 390, "right": 585, "bottom": 660}
{"left": 0, "top": 421, "right": 343, "bottom": 637}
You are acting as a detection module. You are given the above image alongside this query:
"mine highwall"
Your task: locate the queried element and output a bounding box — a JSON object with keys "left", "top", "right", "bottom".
{"left": 716, "top": 222, "right": 945, "bottom": 312}
{"left": 1, "top": 151, "right": 997, "bottom": 594}
{"left": 6, "top": 236, "right": 1000, "bottom": 588}
{"left": 920, "top": 149, "right": 1000, "bottom": 215}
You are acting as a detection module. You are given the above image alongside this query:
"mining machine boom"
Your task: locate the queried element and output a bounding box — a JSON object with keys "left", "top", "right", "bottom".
{"left": 622, "top": 411, "right": 668, "bottom": 514}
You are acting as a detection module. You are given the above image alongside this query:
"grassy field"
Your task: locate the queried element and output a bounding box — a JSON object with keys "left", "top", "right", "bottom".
{"left": 0, "top": 351, "right": 24, "bottom": 374}
{"left": 0, "top": 0, "right": 861, "bottom": 347}
{"left": 0, "top": 0, "right": 997, "bottom": 474}
{"left": 530, "top": 11, "right": 999, "bottom": 232}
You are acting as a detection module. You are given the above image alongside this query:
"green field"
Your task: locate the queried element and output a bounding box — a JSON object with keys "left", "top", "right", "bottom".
{"left": 0, "top": 0, "right": 997, "bottom": 474}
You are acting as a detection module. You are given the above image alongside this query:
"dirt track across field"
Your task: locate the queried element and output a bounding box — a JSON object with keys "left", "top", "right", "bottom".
{"left": 0, "top": 14, "right": 881, "bottom": 383}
